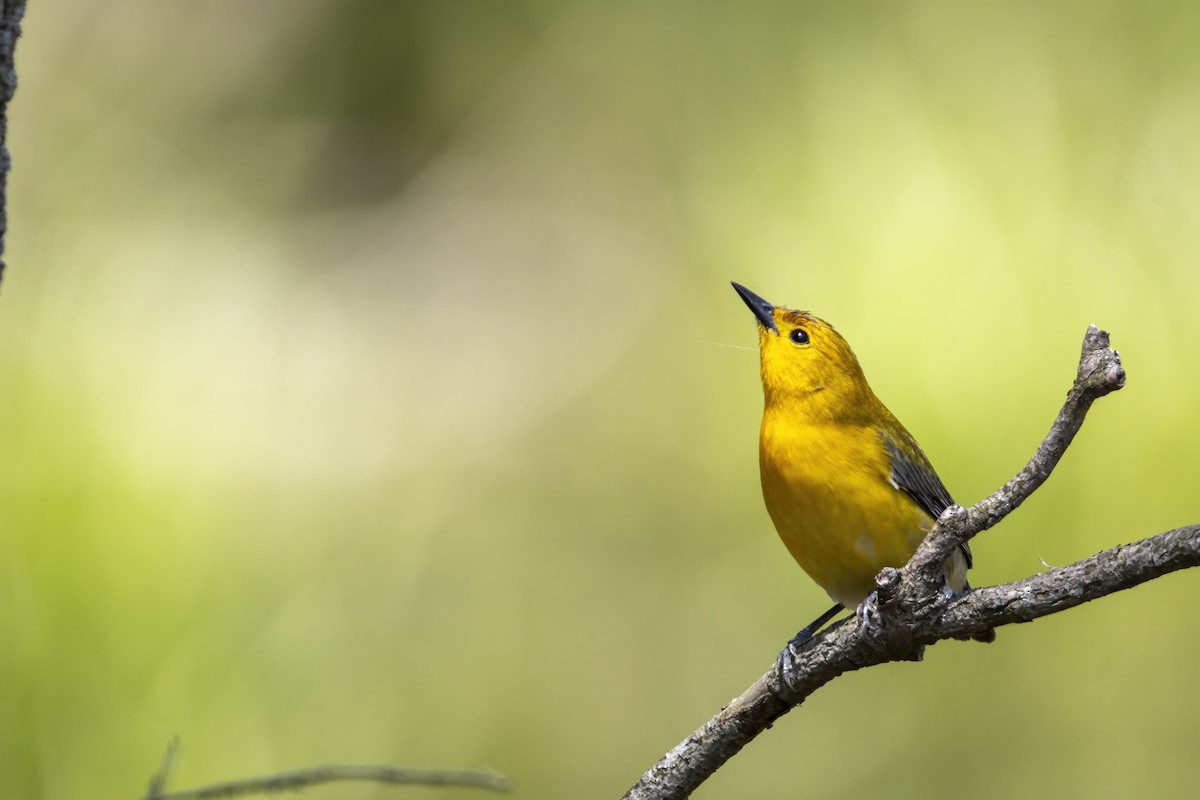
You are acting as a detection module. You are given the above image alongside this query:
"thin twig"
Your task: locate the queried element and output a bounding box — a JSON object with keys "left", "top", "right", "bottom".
{"left": 144, "top": 737, "right": 180, "bottom": 799}
{"left": 139, "top": 741, "right": 512, "bottom": 800}
{"left": 622, "top": 325, "right": 1195, "bottom": 800}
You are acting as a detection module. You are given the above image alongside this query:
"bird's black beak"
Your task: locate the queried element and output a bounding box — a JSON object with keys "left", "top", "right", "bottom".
{"left": 731, "top": 282, "right": 778, "bottom": 333}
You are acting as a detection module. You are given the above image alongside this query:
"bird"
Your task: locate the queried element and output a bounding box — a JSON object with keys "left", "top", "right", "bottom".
{"left": 731, "top": 282, "right": 993, "bottom": 651}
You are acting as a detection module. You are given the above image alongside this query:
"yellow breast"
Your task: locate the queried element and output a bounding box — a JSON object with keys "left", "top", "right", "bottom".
{"left": 759, "top": 411, "right": 932, "bottom": 608}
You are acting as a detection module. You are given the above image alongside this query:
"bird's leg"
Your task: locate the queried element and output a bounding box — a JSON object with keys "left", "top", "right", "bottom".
{"left": 776, "top": 603, "right": 844, "bottom": 685}
{"left": 791, "top": 603, "right": 845, "bottom": 649}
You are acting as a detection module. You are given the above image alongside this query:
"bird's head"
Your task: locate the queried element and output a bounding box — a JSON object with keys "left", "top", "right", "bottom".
{"left": 731, "top": 282, "right": 875, "bottom": 421}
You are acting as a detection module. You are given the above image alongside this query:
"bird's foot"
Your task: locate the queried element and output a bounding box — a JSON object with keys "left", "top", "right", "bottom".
{"left": 855, "top": 590, "right": 883, "bottom": 635}
{"left": 775, "top": 628, "right": 813, "bottom": 688}
{"left": 774, "top": 604, "right": 845, "bottom": 691}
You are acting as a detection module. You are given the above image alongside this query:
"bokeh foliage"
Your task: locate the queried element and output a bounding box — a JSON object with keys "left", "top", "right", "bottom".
{"left": 3, "top": 2, "right": 1199, "bottom": 798}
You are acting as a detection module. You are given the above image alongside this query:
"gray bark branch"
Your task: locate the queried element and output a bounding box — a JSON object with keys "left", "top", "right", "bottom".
{"left": 622, "top": 325, "right": 1195, "bottom": 800}
{"left": 0, "top": 0, "right": 26, "bottom": 286}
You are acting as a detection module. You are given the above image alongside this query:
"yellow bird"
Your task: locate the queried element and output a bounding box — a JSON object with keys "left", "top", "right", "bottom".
{"left": 732, "top": 282, "right": 992, "bottom": 647}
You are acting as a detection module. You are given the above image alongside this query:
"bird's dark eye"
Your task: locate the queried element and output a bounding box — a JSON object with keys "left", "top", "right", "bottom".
{"left": 789, "top": 328, "right": 810, "bottom": 345}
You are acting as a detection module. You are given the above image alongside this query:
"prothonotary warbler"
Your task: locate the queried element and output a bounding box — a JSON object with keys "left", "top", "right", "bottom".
{"left": 732, "top": 282, "right": 994, "bottom": 650}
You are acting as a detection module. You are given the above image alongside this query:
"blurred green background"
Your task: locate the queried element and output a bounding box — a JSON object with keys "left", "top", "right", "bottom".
{"left": 3, "top": 1, "right": 1199, "bottom": 798}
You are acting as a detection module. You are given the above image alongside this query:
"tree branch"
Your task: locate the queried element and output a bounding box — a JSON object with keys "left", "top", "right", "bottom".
{"left": 622, "top": 325, "right": 1195, "bottom": 800}
{"left": 0, "top": 0, "right": 26, "bottom": 287}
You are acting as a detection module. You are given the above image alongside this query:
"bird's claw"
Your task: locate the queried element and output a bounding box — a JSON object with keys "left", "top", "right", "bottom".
{"left": 856, "top": 590, "right": 882, "bottom": 634}
{"left": 775, "top": 629, "right": 814, "bottom": 689}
